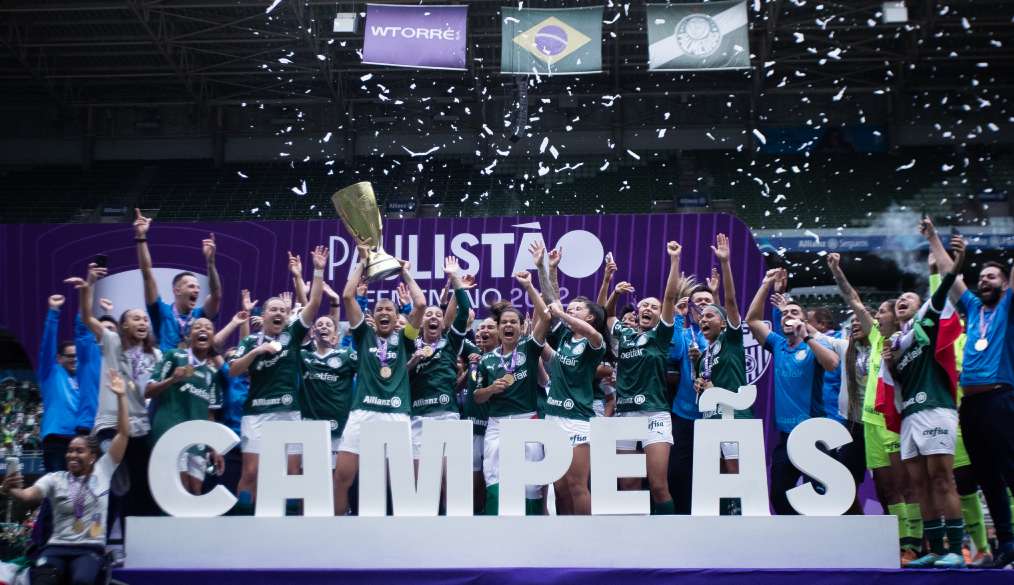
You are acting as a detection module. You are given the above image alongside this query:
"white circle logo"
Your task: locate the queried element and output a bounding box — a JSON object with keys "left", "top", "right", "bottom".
{"left": 563, "top": 399, "right": 575, "bottom": 410}
{"left": 555, "top": 230, "right": 605, "bottom": 279}
{"left": 279, "top": 332, "right": 291, "bottom": 346}
{"left": 329, "top": 420, "right": 338, "bottom": 431}
{"left": 388, "top": 334, "right": 399, "bottom": 346}
{"left": 439, "top": 394, "right": 450, "bottom": 405}
{"left": 915, "top": 392, "right": 927, "bottom": 404}
{"left": 327, "top": 357, "right": 341, "bottom": 369}
{"left": 634, "top": 394, "right": 646, "bottom": 405}
{"left": 515, "top": 352, "right": 527, "bottom": 366}
{"left": 675, "top": 14, "right": 722, "bottom": 57}
{"left": 391, "top": 397, "right": 403, "bottom": 408}
{"left": 795, "top": 350, "right": 807, "bottom": 361}
{"left": 281, "top": 394, "right": 293, "bottom": 406}
{"left": 636, "top": 335, "right": 649, "bottom": 347}
{"left": 571, "top": 341, "right": 586, "bottom": 355}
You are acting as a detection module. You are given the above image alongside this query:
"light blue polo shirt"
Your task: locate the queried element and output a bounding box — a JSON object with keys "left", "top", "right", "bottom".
{"left": 147, "top": 295, "right": 210, "bottom": 352}
{"left": 669, "top": 315, "right": 707, "bottom": 421}
{"left": 959, "top": 288, "right": 1014, "bottom": 387}
{"left": 764, "top": 330, "right": 829, "bottom": 433}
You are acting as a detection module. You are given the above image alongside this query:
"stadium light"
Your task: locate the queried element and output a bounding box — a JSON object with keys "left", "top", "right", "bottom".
{"left": 881, "top": 1, "right": 907, "bottom": 24}
{"left": 333, "top": 12, "right": 357, "bottom": 33}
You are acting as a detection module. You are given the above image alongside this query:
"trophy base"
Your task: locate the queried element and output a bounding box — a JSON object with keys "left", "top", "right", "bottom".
{"left": 365, "top": 253, "right": 403, "bottom": 282}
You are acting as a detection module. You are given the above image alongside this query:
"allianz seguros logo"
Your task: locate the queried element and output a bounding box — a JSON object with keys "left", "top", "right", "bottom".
{"left": 512, "top": 16, "right": 591, "bottom": 64}
{"left": 742, "top": 322, "right": 772, "bottom": 385}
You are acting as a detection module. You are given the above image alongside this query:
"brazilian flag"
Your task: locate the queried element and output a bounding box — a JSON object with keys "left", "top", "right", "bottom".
{"left": 501, "top": 6, "right": 603, "bottom": 75}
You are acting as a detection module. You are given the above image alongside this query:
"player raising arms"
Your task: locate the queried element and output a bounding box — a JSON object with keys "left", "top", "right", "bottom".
{"left": 332, "top": 242, "right": 426, "bottom": 516}
{"left": 609, "top": 241, "right": 682, "bottom": 515}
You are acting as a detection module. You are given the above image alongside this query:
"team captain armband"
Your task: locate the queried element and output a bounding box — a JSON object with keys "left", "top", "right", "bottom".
{"left": 403, "top": 323, "right": 420, "bottom": 341}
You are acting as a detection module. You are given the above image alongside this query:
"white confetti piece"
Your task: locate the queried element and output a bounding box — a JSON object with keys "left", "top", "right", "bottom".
{"left": 265, "top": 0, "right": 283, "bottom": 14}
{"left": 322, "top": 132, "right": 332, "bottom": 143}
{"left": 896, "top": 159, "right": 916, "bottom": 170}
{"left": 400, "top": 145, "right": 440, "bottom": 157}
{"left": 360, "top": 73, "right": 373, "bottom": 81}
{"left": 752, "top": 128, "right": 767, "bottom": 144}
{"left": 237, "top": 171, "right": 248, "bottom": 179}
{"left": 291, "top": 181, "right": 307, "bottom": 196}
{"left": 626, "top": 149, "right": 640, "bottom": 160}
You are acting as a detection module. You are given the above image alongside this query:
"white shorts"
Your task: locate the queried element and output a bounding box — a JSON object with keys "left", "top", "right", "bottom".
{"left": 545, "top": 414, "right": 591, "bottom": 447}
{"left": 721, "top": 442, "right": 739, "bottom": 461}
{"left": 483, "top": 413, "right": 544, "bottom": 500}
{"left": 411, "top": 412, "right": 461, "bottom": 459}
{"left": 615, "top": 411, "right": 674, "bottom": 451}
{"left": 177, "top": 449, "right": 207, "bottom": 481}
{"left": 473, "top": 435, "right": 484, "bottom": 472}
{"left": 593, "top": 399, "right": 605, "bottom": 418}
{"left": 900, "top": 407, "right": 958, "bottom": 460}
{"left": 241, "top": 411, "right": 303, "bottom": 455}
{"left": 330, "top": 436, "right": 341, "bottom": 468}
{"left": 338, "top": 409, "right": 411, "bottom": 455}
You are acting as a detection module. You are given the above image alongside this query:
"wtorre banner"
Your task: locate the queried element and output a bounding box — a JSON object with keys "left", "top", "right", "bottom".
{"left": 362, "top": 3, "right": 468, "bottom": 71}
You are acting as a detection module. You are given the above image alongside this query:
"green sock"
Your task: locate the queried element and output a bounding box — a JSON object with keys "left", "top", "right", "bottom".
{"left": 525, "top": 498, "right": 544, "bottom": 516}
{"left": 944, "top": 518, "right": 965, "bottom": 555}
{"left": 960, "top": 493, "right": 988, "bottom": 552}
{"left": 652, "top": 500, "right": 676, "bottom": 515}
{"left": 484, "top": 484, "right": 499, "bottom": 516}
{"left": 887, "top": 503, "right": 908, "bottom": 548}
{"left": 904, "top": 503, "right": 923, "bottom": 552}
{"left": 924, "top": 518, "right": 945, "bottom": 556}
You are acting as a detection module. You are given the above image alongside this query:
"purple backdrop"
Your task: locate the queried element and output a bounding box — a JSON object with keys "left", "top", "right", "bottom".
{"left": 362, "top": 4, "right": 468, "bottom": 70}
{"left": 0, "top": 212, "right": 878, "bottom": 510}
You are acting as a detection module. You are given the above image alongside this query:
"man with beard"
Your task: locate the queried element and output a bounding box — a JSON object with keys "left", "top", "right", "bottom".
{"left": 332, "top": 243, "right": 426, "bottom": 516}
{"left": 134, "top": 209, "right": 223, "bottom": 352}
{"left": 145, "top": 318, "right": 225, "bottom": 495}
{"left": 228, "top": 246, "right": 329, "bottom": 515}
{"left": 924, "top": 218, "right": 1014, "bottom": 567}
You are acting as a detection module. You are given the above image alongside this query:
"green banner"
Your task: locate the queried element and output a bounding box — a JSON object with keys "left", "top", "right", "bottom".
{"left": 501, "top": 6, "right": 603, "bottom": 75}
{"left": 647, "top": 1, "right": 750, "bottom": 71}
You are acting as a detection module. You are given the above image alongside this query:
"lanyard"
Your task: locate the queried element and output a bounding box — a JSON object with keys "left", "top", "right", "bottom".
{"left": 498, "top": 347, "right": 518, "bottom": 374}
{"left": 376, "top": 338, "right": 390, "bottom": 367}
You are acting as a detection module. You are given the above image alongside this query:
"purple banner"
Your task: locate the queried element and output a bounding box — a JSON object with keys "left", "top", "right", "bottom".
{"left": 362, "top": 4, "right": 468, "bottom": 71}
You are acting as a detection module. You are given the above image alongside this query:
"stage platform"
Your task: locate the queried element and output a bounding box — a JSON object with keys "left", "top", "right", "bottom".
{"left": 113, "top": 567, "right": 1010, "bottom": 585}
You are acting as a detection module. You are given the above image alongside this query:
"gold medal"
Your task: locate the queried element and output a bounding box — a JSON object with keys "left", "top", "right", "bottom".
{"left": 89, "top": 520, "right": 103, "bottom": 539}
{"left": 380, "top": 366, "right": 392, "bottom": 379}
{"left": 975, "top": 338, "right": 989, "bottom": 352}
{"left": 183, "top": 365, "right": 194, "bottom": 378}
{"left": 421, "top": 345, "right": 434, "bottom": 358}
{"left": 503, "top": 373, "right": 516, "bottom": 386}
{"left": 73, "top": 518, "right": 85, "bottom": 533}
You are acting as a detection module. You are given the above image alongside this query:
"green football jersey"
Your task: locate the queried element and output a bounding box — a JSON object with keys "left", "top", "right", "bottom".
{"left": 300, "top": 346, "right": 357, "bottom": 438}
{"left": 349, "top": 319, "right": 416, "bottom": 414}
{"left": 696, "top": 324, "right": 752, "bottom": 419}
{"left": 409, "top": 289, "right": 471, "bottom": 416}
{"left": 460, "top": 340, "right": 489, "bottom": 435}
{"left": 476, "top": 336, "right": 545, "bottom": 417}
{"left": 150, "top": 349, "right": 222, "bottom": 443}
{"left": 895, "top": 273, "right": 958, "bottom": 417}
{"left": 233, "top": 317, "right": 308, "bottom": 415}
{"left": 544, "top": 327, "right": 607, "bottom": 421}
{"left": 613, "top": 319, "right": 675, "bottom": 413}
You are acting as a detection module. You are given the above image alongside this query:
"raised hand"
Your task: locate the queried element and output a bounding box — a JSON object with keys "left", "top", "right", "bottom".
{"left": 48, "top": 294, "right": 65, "bottom": 310}
{"left": 356, "top": 280, "right": 368, "bottom": 296}
{"left": 770, "top": 292, "right": 789, "bottom": 310}
{"left": 614, "top": 281, "right": 635, "bottom": 295}
{"left": 63, "top": 277, "right": 87, "bottom": 289}
{"left": 108, "top": 369, "right": 126, "bottom": 396}
{"left": 528, "top": 241, "right": 546, "bottom": 267}
{"left": 667, "top": 241, "right": 682, "bottom": 258}
{"left": 399, "top": 259, "right": 411, "bottom": 274}
{"left": 706, "top": 267, "right": 720, "bottom": 295}
{"left": 676, "top": 296, "right": 689, "bottom": 316}
{"left": 826, "top": 252, "right": 840, "bottom": 271}
{"left": 279, "top": 291, "right": 293, "bottom": 311}
{"left": 250, "top": 316, "right": 263, "bottom": 331}
{"left": 241, "top": 289, "right": 258, "bottom": 313}
{"left": 461, "top": 274, "right": 477, "bottom": 289}
{"left": 548, "top": 247, "right": 562, "bottom": 269}
{"left": 288, "top": 251, "right": 303, "bottom": 277}
{"left": 919, "top": 217, "right": 936, "bottom": 240}
{"left": 444, "top": 255, "right": 461, "bottom": 277}
{"left": 514, "top": 271, "right": 532, "bottom": 286}
{"left": 950, "top": 235, "right": 966, "bottom": 271}
{"left": 232, "top": 310, "right": 249, "bottom": 325}
{"left": 311, "top": 246, "right": 328, "bottom": 270}
{"left": 774, "top": 268, "right": 788, "bottom": 293}
{"left": 133, "top": 208, "right": 151, "bottom": 238}
{"left": 202, "top": 233, "right": 216, "bottom": 261}
{"left": 548, "top": 301, "right": 564, "bottom": 316}
{"left": 762, "top": 268, "right": 781, "bottom": 284}
{"left": 356, "top": 241, "right": 371, "bottom": 264}
{"left": 321, "top": 282, "right": 340, "bottom": 302}
{"left": 87, "top": 263, "right": 107, "bottom": 285}
{"left": 396, "top": 282, "right": 410, "bottom": 306}
{"left": 711, "top": 233, "right": 730, "bottom": 262}
{"left": 99, "top": 298, "right": 114, "bottom": 314}
{"left": 603, "top": 254, "right": 617, "bottom": 279}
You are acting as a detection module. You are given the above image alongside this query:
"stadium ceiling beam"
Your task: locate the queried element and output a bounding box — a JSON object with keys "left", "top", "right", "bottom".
{"left": 126, "top": 0, "right": 208, "bottom": 105}
{"left": 286, "top": 1, "right": 341, "bottom": 105}
{"left": 0, "top": 13, "right": 75, "bottom": 106}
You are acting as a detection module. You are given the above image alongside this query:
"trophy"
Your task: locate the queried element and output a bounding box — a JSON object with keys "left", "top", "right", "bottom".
{"left": 331, "top": 181, "right": 403, "bottom": 282}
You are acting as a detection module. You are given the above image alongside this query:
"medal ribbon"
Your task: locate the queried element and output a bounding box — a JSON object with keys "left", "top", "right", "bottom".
{"left": 979, "top": 305, "right": 995, "bottom": 346}
{"left": 498, "top": 347, "right": 518, "bottom": 375}
{"left": 69, "top": 475, "right": 88, "bottom": 523}
{"left": 124, "top": 345, "right": 146, "bottom": 381}
{"left": 172, "top": 303, "right": 195, "bottom": 340}
{"left": 701, "top": 339, "right": 717, "bottom": 381}
{"left": 376, "top": 338, "right": 389, "bottom": 368}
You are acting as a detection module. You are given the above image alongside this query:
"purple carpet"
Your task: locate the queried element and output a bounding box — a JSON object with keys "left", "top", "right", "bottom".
{"left": 113, "top": 567, "right": 1011, "bottom": 585}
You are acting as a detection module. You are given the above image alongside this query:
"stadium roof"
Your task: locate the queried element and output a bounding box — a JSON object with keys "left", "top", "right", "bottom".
{"left": 1, "top": 0, "right": 1011, "bottom": 112}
